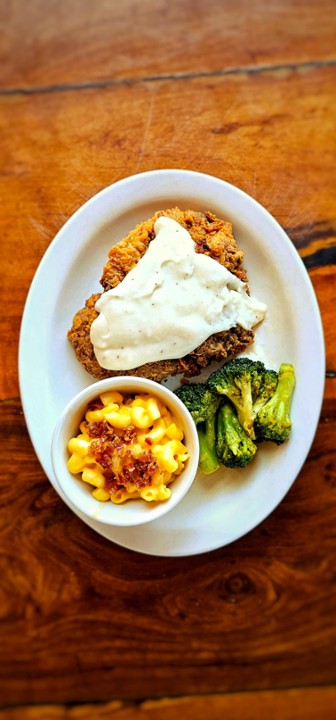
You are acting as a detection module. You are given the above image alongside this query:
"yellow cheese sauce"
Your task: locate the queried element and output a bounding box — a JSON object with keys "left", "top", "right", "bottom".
{"left": 90, "top": 216, "right": 267, "bottom": 371}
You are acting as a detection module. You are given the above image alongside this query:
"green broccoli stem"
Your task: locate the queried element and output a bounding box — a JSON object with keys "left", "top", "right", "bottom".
{"left": 277, "top": 363, "right": 296, "bottom": 402}
{"left": 271, "top": 363, "right": 295, "bottom": 424}
{"left": 205, "top": 413, "right": 217, "bottom": 451}
{"left": 216, "top": 402, "right": 257, "bottom": 467}
{"left": 267, "top": 363, "right": 295, "bottom": 423}
{"left": 197, "top": 415, "right": 220, "bottom": 474}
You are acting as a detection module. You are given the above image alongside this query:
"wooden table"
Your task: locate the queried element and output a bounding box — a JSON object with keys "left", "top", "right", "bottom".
{"left": 1, "top": 1, "right": 336, "bottom": 717}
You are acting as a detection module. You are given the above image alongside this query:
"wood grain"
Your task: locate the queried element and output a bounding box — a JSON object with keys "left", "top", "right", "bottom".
{"left": 1, "top": 64, "right": 336, "bottom": 399}
{"left": 1, "top": 0, "right": 336, "bottom": 91}
{"left": 0, "top": 380, "right": 335, "bottom": 705}
{"left": 1, "top": 687, "right": 336, "bottom": 720}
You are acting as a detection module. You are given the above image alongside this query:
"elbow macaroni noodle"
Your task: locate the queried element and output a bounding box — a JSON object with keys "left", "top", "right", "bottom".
{"left": 67, "top": 390, "right": 189, "bottom": 504}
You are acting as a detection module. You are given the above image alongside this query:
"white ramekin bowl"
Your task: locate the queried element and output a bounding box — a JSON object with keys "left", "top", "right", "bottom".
{"left": 51, "top": 376, "right": 199, "bottom": 527}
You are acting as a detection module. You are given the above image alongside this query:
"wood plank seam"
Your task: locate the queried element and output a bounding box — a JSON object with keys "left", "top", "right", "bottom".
{"left": 1, "top": 684, "right": 336, "bottom": 714}
{"left": 1, "top": 58, "right": 336, "bottom": 97}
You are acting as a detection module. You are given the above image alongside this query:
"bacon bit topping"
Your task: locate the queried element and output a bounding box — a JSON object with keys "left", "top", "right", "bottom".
{"left": 87, "top": 398, "right": 104, "bottom": 411}
{"left": 83, "top": 420, "right": 137, "bottom": 444}
{"left": 87, "top": 425, "right": 158, "bottom": 492}
{"left": 84, "top": 420, "right": 113, "bottom": 439}
{"left": 120, "top": 453, "right": 158, "bottom": 489}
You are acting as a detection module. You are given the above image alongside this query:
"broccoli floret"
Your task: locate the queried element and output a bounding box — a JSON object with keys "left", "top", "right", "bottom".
{"left": 254, "top": 363, "right": 296, "bottom": 444}
{"left": 207, "top": 357, "right": 267, "bottom": 439}
{"left": 216, "top": 401, "right": 257, "bottom": 468}
{"left": 174, "top": 383, "right": 221, "bottom": 474}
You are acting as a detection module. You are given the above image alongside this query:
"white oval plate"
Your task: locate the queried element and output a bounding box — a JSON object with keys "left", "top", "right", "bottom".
{"left": 19, "top": 169, "right": 325, "bottom": 556}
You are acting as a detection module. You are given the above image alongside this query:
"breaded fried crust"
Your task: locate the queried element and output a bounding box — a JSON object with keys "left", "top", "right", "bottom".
{"left": 68, "top": 208, "right": 254, "bottom": 382}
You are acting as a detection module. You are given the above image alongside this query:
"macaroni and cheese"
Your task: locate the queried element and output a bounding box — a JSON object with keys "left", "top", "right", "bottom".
{"left": 67, "top": 390, "right": 189, "bottom": 504}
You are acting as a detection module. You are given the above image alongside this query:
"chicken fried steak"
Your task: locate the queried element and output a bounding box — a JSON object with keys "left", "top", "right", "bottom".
{"left": 68, "top": 208, "right": 255, "bottom": 382}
